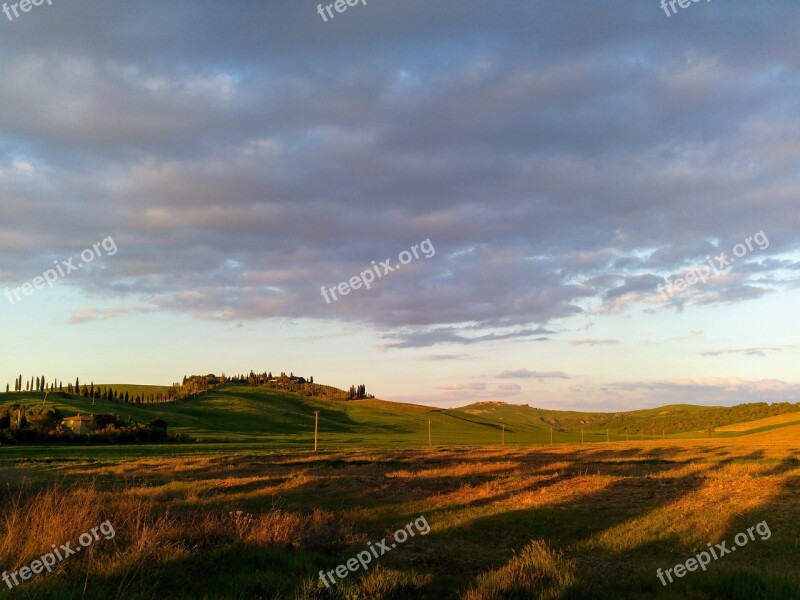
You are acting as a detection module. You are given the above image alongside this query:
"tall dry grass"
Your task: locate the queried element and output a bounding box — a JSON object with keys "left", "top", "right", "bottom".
{"left": 0, "top": 481, "right": 362, "bottom": 598}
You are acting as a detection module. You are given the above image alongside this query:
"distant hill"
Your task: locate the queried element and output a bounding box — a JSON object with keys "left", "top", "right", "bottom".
{"left": 456, "top": 400, "right": 800, "bottom": 437}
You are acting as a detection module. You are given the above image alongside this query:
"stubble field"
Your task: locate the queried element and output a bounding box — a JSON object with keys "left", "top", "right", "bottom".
{"left": 1, "top": 426, "right": 798, "bottom": 599}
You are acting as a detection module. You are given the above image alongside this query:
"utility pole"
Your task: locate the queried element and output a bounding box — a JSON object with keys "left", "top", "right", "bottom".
{"left": 313, "top": 410, "right": 320, "bottom": 452}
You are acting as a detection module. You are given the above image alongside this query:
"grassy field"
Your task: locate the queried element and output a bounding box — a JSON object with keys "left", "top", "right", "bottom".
{"left": 2, "top": 387, "right": 799, "bottom": 598}
{"left": 0, "top": 424, "right": 798, "bottom": 598}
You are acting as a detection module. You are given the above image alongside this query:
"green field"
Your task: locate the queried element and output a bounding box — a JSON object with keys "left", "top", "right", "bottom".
{"left": 2, "top": 385, "right": 800, "bottom": 457}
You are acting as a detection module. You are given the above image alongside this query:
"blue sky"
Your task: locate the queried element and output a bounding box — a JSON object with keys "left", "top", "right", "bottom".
{"left": 1, "top": 0, "right": 799, "bottom": 409}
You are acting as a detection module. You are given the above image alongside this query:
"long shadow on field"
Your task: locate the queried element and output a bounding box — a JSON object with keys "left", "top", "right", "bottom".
{"left": 427, "top": 445, "right": 767, "bottom": 599}
{"left": 615, "top": 454, "right": 800, "bottom": 600}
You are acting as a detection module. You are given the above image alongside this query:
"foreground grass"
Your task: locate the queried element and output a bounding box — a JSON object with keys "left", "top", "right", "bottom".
{"left": 0, "top": 426, "right": 798, "bottom": 599}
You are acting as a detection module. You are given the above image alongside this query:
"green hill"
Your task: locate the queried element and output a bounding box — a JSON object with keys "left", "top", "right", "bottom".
{"left": 455, "top": 400, "right": 800, "bottom": 437}
{"left": 1, "top": 385, "right": 799, "bottom": 450}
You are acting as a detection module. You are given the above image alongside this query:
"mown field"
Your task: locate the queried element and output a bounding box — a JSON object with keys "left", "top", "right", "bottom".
{"left": 0, "top": 422, "right": 798, "bottom": 599}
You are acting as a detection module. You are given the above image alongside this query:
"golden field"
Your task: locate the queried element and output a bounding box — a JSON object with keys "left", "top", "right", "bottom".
{"left": 0, "top": 426, "right": 798, "bottom": 599}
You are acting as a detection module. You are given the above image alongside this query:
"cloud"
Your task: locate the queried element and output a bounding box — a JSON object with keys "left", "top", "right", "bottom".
{"left": 497, "top": 369, "right": 569, "bottom": 379}
{"left": 0, "top": 0, "right": 798, "bottom": 350}
{"left": 569, "top": 339, "right": 620, "bottom": 347}
{"left": 699, "top": 346, "right": 800, "bottom": 357}
{"left": 68, "top": 305, "right": 157, "bottom": 324}
{"left": 610, "top": 377, "right": 794, "bottom": 393}
{"left": 381, "top": 326, "right": 555, "bottom": 349}
{"left": 497, "top": 383, "right": 522, "bottom": 391}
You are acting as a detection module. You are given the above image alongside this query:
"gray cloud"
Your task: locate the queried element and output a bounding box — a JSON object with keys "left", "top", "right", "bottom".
{"left": 425, "top": 354, "right": 476, "bottom": 361}
{"left": 497, "top": 370, "right": 569, "bottom": 379}
{"left": 381, "top": 327, "right": 554, "bottom": 349}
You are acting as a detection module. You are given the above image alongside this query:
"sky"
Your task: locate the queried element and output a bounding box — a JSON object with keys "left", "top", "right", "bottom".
{"left": 1, "top": 0, "right": 799, "bottom": 410}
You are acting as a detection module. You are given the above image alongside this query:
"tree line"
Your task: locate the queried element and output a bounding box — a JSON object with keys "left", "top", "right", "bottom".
{"left": 5, "top": 374, "right": 209, "bottom": 405}
{"left": 5, "top": 371, "right": 373, "bottom": 403}
{"left": 348, "top": 384, "right": 370, "bottom": 399}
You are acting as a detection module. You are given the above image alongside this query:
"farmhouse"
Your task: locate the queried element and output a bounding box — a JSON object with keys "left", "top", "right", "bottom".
{"left": 62, "top": 414, "right": 94, "bottom": 435}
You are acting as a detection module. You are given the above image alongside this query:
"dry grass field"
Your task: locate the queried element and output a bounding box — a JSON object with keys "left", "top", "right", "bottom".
{"left": 1, "top": 426, "right": 798, "bottom": 599}
{"left": 715, "top": 413, "right": 800, "bottom": 432}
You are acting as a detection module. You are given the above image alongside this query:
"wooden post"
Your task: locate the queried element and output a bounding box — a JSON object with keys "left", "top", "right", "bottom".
{"left": 428, "top": 420, "right": 432, "bottom": 449}
{"left": 550, "top": 427, "right": 553, "bottom": 445}
{"left": 501, "top": 424, "right": 505, "bottom": 446}
{"left": 313, "top": 410, "right": 320, "bottom": 452}
{"left": 581, "top": 429, "right": 584, "bottom": 444}
{"left": 626, "top": 428, "right": 629, "bottom": 442}
{"left": 606, "top": 429, "right": 609, "bottom": 442}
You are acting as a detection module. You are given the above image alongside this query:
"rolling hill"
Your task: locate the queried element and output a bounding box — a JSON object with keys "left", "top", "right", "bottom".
{"left": 1, "top": 384, "right": 799, "bottom": 450}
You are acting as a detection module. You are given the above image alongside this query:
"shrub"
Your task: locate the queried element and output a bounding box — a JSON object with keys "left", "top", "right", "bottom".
{"left": 462, "top": 540, "right": 575, "bottom": 600}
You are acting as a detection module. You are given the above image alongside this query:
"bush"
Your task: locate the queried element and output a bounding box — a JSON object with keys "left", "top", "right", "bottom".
{"left": 27, "top": 406, "right": 63, "bottom": 432}
{"left": 149, "top": 418, "right": 168, "bottom": 432}
{"left": 462, "top": 540, "right": 575, "bottom": 600}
